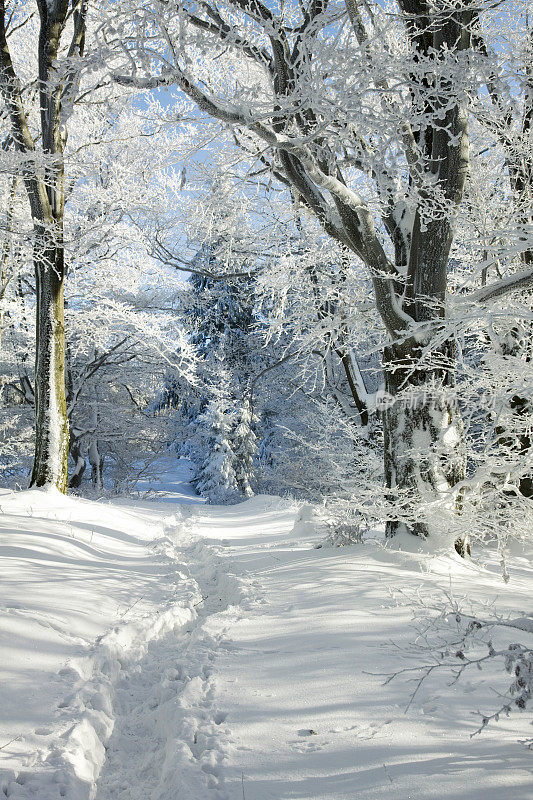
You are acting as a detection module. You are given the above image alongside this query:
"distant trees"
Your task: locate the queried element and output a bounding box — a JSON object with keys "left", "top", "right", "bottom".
{"left": 182, "top": 267, "right": 258, "bottom": 403}
{"left": 168, "top": 233, "right": 262, "bottom": 500}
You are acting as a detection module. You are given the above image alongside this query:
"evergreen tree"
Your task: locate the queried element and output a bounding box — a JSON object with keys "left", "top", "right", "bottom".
{"left": 194, "top": 397, "right": 239, "bottom": 503}
{"left": 183, "top": 259, "right": 257, "bottom": 403}
{"left": 231, "top": 397, "right": 257, "bottom": 497}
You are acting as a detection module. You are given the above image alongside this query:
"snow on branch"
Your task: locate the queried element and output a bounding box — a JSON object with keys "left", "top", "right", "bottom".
{"left": 469, "top": 265, "right": 533, "bottom": 304}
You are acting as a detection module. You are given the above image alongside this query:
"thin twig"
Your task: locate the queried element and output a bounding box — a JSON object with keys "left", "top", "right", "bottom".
{"left": 0, "top": 734, "right": 22, "bottom": 751}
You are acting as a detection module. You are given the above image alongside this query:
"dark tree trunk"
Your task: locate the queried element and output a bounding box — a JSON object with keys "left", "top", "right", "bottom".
{"left": 68, "top": 433, "right": 86, "bottom": 489}
{"left": 89, "top": 440, "right": 104, "bottom": 490}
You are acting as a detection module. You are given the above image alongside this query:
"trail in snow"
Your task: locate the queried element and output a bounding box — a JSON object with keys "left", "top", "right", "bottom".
{"left": 1, "top": 462, "right": 532, "bottom": 800}
{"left": 0, "top": 460, "right": 205, "bottom": 800}
{"left": 93, "top": 512, "right": 243, "bottom": 800}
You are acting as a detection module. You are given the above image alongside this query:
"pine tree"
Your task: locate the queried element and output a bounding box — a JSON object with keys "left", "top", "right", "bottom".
{"left": 184, "top": 262, "right": 257, "bottom": 400}
{"left": 231, "top": 397, "right": 257, "bottom": 497}
{"left": 195, "top": 397, "right": 238, "bottom": 503}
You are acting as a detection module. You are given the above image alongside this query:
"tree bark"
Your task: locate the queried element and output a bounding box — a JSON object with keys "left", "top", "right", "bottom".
{"left": 382, "top": 338, "right": 466, "bottom": 538}
{"left": 30, "top": 228, "right": 69, "bottom": 490}
{"left": 68, "top": 435, "right": 86, "bottom": 489}
{"left": 89, "top": 439, "right": 104, "bottom": 490}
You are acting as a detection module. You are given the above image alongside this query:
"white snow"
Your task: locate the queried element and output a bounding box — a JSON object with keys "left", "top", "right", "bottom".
{"left": 1, "top": 460, "right": 532, "bottom": 799}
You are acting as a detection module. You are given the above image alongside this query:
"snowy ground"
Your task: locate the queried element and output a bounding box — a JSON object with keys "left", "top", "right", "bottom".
{"left": 1, "top": 459, "right": 532, "bottom": 799}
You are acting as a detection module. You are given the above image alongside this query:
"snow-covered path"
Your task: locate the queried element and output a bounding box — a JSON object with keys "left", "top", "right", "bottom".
{"left": 93, "top": 510, "right": 242, "bottom": 800}
{"left": 1, "top": 466, "right": 532, "bottom": 799}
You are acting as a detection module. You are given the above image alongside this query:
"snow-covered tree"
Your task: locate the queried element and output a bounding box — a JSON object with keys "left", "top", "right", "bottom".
{"left": 194, "top": 396, "right": 239, "bottom": 502}
{"left": 108, "top": 0, "right": 533, "bottom": 544}
{"left": 0, "top": 193, "right": 196, "bottom": 491}
{"left": 231, "top": 396, "right": 257, "bottom": 497}
{"left": 0, "top": 0, "right": 90, "bottom": 490}
{"left": 176, "top": 266, "right": 262, "bottom": 500}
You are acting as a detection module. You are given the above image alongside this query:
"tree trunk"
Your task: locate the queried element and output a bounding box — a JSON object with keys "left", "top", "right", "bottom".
{"left": 0, "top": 0, "right": 88, "bottom": 492}
{"left": 29, "top": 229, "right": 69, "bottom": 491}
{"left": 68, "top": 433, "right": 86, "bottom": 489}
{"left": 382, "top": 339, "right": 466, "bottom": 539}
{"left": 89, "top": 439, "right": 104, "bottom": 490}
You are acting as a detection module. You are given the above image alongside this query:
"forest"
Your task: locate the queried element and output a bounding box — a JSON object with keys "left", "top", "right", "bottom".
{"left": 0, "top": 0, "right": 532, "bottom": 798}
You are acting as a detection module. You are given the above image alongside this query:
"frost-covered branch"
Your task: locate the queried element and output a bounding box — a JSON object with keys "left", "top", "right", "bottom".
{"left": 469, "top": 265, "right": 533, "bottom": 304}
{"left": 385, "top": 590, "right": 533, "bottom": 736}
